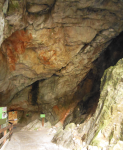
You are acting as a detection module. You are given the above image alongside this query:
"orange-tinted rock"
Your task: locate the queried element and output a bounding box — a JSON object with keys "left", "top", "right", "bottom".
{"left": 2, "top": 30, "right": 32, "bottom": 71}
{"left": 53, "top": 105, "right": 59, "bottom": 115}
{"left": 60, "top": 108, "right": 71, "bottom": 124}
{"left": 1, "top": 0, "right": 123, "bottom": 128}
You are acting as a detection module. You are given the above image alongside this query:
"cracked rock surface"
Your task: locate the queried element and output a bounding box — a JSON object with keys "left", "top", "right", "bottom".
{"left": 0, "top": 0, "right": 123, "bottom": 125}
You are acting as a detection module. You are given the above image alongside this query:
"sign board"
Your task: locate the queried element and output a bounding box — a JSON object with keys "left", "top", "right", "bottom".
{"left": 0, "top": 107, "right": 7, "bottom": 119}
{"left": 0, "top": 107, "right": 7, "bottom": 125}
{"left": 40, "top": 114, "right": 45, "bottom": 118}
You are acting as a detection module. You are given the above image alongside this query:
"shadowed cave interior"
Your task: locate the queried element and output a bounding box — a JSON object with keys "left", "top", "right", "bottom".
{"left": 9, "top": 30, "right": 123, "bottom": 128}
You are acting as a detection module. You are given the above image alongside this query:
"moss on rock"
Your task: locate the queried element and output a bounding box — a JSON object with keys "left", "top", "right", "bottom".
{"left": 7, "top": 0, "right": 20, "bottom": 15}
{"left": 88, "top": 58, "right": 123, "bottom": 149}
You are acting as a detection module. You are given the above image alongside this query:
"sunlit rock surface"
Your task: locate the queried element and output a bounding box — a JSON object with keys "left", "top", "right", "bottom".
{"left": 53, "top": 58, "right": 123, "bottom": 149}
{"left": 88, "top": 58, "right": 123, "bottom": 149}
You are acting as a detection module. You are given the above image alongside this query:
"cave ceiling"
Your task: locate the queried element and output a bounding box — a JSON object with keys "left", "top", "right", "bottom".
{"left": 0, "top": 0, "right": 123, "bottom": 123}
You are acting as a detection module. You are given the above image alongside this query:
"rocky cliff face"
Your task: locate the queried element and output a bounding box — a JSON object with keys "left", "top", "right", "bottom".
{"left": 52, "top": 58, "right": 123, "bottom": 150}
{"left": 0, "top": 0, "right": 123, "bottom": 126}
{"left": 88, "top": 58, "right": 123, "bottom": 149}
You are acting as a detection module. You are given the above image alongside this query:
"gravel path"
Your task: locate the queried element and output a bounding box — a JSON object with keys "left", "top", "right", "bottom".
{"left": 4, "top": 128, "right": 70, "bottom": 150}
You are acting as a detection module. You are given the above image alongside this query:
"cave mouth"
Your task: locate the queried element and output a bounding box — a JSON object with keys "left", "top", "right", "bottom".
{"left": 6, "top": 30, "right": 123, "bottom": 130}
{"left": 1, "top": 24, "right": 123, "bottom": 150}
{"left": 1, "top": 0, "right": 123, "bottom": 149}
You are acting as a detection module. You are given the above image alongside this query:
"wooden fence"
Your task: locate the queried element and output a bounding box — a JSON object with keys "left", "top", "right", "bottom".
{"left": 0, "top": 124, "right": 13, "bottom": 145}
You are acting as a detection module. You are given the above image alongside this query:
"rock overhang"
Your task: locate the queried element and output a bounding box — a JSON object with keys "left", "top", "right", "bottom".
{"left": 0, "top": 0, "right": 123, "bottom": 125}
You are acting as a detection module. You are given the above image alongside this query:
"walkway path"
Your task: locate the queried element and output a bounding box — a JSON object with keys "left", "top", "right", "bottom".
{"left": 4, "top": 128, "right": 69, "bottom": 150}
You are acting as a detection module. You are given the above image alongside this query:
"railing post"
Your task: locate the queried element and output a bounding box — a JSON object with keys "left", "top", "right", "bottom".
{"left": 9, "top": 125, "right": 11, "bottom": 140}
{"left": 3, "top": 130, "right": 6, "bottom": 144}
{"left": 0, "top": 124, "right": 13, "bottom": 145}
{"left": 9, "top": 124, "right": 13, "bottom": 140}
{"left": 12, "top": 124, "right": 13, "bottom": 131}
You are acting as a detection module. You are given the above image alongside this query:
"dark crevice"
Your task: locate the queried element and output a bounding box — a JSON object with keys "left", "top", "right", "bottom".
{"left": 64, "top": 30, "right": 123, "bottom": 126}
{"left": 52, "top": 73, "right": 59, "bottom": 77}
{"left": 26, "top": 0, "right": 57, "bottom": 15}
{"left": 30, "top": 80, "right": 39, "bottom": 106}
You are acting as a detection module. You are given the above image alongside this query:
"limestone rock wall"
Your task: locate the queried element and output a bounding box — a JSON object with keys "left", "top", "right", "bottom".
{"left": 52, "top": 58, "right": 123, "bottom": 150}
{"left": 0, "top": 0, "right": 123, "bottom": 124}
{"left": 85, "top": 58, "right": 123, "bottom": 149}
